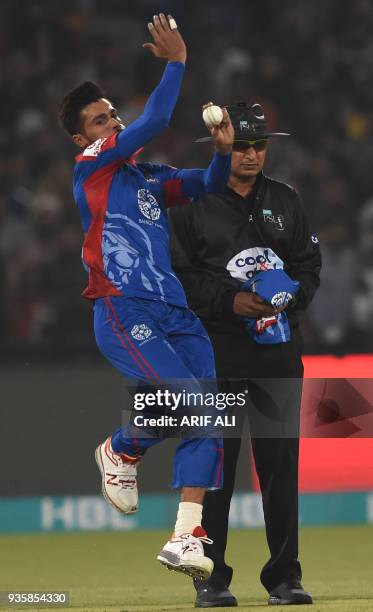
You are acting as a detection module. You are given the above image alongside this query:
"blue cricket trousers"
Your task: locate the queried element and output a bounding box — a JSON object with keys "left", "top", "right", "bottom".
{"left": 94, "top": 295, "right": 223, "bottom": 489}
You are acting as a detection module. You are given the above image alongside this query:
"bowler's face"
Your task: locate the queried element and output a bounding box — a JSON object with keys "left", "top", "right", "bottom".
{"left": 73, "top": 98, "right": 125, "bottom": 149}
{"left": 230, "top": 141, "right": 267, "bottom": 180}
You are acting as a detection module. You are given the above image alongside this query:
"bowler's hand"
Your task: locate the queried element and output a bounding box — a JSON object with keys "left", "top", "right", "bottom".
{"left": 210, "top": 108, "right": 234, "bottom": 155}
{"left": 233, "top": 292, "right": 276, "bottom": 317}
{"left": 143, "top": 13, "right": 187, "bottom": 64}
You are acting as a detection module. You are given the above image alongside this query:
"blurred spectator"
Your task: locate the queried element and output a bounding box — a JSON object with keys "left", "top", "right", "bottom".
{"left": 353, "top": 197, "right": 373, "bottom": 351}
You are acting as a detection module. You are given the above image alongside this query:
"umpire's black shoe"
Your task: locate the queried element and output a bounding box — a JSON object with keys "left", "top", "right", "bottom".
{"left": 268, "top": 581, "right": 313, "bottom": 605}
{"left": 195, "top": 582, "right": 238, "bottom": 608}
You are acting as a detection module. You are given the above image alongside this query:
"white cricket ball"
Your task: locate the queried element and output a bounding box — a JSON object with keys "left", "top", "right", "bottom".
{"left": 203, "top": 104, "right": 224, "bottom": 129}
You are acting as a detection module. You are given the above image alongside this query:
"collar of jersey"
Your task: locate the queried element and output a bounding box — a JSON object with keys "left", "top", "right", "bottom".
{"left": 75, "top": 145, "right": 143, "bottom": 165}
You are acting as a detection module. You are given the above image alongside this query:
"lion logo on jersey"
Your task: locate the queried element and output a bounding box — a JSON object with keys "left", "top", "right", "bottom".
{"left": 102, "top": 227, "right": 140, "bottom": 287}
{"left": 138, "top": 189, "right": 161, "bottom": 221}
{"left": 131, "top": 324, "right": 152, "bottom": 341}
{"left": 102, "top": 212, "right": 166, "bottom": 296}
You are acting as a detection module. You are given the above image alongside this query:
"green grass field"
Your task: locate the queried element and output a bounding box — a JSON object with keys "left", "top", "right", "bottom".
{"left": 0, "top": 526, "right": 373, "bottom": 611}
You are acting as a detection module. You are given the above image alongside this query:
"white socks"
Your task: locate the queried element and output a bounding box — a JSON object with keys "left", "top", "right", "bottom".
{"left": 174, "top": 501, "right": 203, "bottom": 536}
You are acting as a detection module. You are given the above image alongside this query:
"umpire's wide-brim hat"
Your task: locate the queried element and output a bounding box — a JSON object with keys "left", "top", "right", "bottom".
{"left": 196, "top": 101, "right": 290, "bottom": 143}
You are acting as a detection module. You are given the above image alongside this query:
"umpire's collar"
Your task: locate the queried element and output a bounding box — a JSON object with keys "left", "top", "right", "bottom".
{"left": 226, "top": 171, "right": 266, "bottom": 204}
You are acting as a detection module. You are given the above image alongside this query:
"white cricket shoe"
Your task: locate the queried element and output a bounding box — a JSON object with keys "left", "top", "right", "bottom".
{"left": 95, "top": 437, "right": 139, "bottom": 514}
{"left": 157, "top": 526, "right": 214, "bottom": 580}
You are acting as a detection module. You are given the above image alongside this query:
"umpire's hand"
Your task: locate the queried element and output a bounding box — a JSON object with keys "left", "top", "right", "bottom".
{"left": 233, "top": 292, "right": 278, "bottom": 317}
{"left": 210, "top": 107, "right": 234, "bottom": 155}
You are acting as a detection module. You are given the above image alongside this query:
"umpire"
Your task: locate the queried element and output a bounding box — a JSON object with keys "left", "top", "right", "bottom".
{"left": 169, "top": 102, "right": 321, "bottom": 607}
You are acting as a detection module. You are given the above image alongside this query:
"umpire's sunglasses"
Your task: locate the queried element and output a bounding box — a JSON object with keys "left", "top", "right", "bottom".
{"left": 232, "top": 139, "right": 268, "bottom": 152}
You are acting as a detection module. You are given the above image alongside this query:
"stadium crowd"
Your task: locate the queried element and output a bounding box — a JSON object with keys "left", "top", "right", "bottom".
{"left": 1, "top": 0, "right": 373, "bottom": 358}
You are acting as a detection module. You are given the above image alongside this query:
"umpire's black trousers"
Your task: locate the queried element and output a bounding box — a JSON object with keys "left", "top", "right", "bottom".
{"left": 201, "top": 326, "right": 304, "bottom": 593}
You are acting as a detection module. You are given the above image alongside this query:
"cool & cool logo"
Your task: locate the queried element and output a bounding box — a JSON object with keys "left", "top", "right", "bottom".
{"left": 226, "top": 247, "right": 284, "bottom": 281}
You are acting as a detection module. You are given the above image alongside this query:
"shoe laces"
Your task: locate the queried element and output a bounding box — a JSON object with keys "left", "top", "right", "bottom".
{"left": 119, "top": 478, "right": 136, "bottom": 490}
{"left": 117, "top": 462, "right": 137, "bottom": 488}
{"left": 182, "top": 536, "right": 212, "bottom": 553}
{"left": 196, "top": 534, "right": 213, "bottom": 545}
{"left": 181, "top": 533, "right": 213, "bottom": 555}
{"left": 117, "top": 459, "right": 137, "bottom": 477}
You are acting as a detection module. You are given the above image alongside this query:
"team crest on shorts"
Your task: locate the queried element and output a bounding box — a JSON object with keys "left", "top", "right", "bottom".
{"left": 138, "top": 189, "right": 161, "bottom": 221}
{"left": 131, "top": 324, "right": 152, "bottom": 341}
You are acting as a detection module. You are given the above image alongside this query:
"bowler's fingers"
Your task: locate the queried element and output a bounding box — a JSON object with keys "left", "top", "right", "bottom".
{"left": 142, "top": 42, "right": 157, "bottom": 55}
{"left": 167, "top": 14, "right": 178, "bottom": 30}
{"left": 153, "top": 13, "right": 167, "bottom": 32}
{"left": 158, "top": 13, "right": 169, "bottom": 30}
{"left": 148, "top": 13, "right": 178, "bottom": 44}
{"left": 153, "top": 13, "right": 178, "bottom": 34}
{"left": 152, "top": 14, "right": 163, "bottom": 32}
{"left": 150, "top": 14, "right": 168, "bottom": 41}
{"left": 147, "top": 21, "right": 161, "bottom": 45}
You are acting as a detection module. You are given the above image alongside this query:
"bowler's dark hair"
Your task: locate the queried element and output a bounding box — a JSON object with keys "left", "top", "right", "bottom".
{"left": 59, "top": 81, "right": 105, "bottom": 135}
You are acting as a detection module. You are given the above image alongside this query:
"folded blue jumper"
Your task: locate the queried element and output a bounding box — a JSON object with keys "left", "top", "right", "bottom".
{"left": 242, "top": 269, "right": 300, "bottom": 344}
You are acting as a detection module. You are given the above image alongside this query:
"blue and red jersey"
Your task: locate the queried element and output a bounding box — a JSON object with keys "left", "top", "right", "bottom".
{"left": 72, "top": 61, "right": 231, "bottom": 307}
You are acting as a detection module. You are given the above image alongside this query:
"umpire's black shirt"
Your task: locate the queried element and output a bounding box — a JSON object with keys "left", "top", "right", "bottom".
{"left": 169, "top": 172, "right": 321, "bottom": 337}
